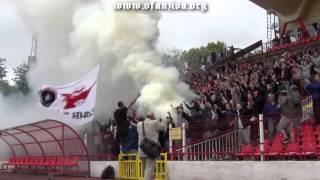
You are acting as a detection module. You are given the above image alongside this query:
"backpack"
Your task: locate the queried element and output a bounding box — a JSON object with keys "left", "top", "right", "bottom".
{"left": 101, "top": 165, "right": 115, "bottom": 179}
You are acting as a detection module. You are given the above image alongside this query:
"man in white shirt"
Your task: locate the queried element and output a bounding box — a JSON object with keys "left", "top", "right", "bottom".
{"left": 137, "top": 112, "right": 167, "bottom": 180}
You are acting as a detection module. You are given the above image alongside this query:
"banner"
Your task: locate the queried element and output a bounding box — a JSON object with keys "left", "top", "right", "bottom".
{"left": 39, "top": 65, "right": 100, "bottom": 125}
{"left": 172, "top": 127, "right": 182, "bottom": 140}
{"left": 302, "top": 95, "right": 313, "bottom": 122}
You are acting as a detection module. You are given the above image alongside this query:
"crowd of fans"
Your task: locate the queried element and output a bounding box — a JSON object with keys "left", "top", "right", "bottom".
{"left": 180, "top": 46, "right": 320, "bottom": 145}
{"left": 90, "top": 45, "right": 320, "bottom": 157}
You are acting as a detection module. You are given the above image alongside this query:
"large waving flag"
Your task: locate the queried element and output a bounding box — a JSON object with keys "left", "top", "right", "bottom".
{"left": 39, "top": 65, "right": 100, "bottom": 125}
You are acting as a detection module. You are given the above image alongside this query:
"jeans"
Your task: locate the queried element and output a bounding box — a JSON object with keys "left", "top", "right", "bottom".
{"left": 141, "top": 157, "right": 156, "bottom": 180}
{"left": 267, "top": 118, "right": 277, "bottom": 140}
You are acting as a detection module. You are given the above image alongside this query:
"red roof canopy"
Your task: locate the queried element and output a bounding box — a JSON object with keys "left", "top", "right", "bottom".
{"left": 0, "top": 119, "right": 89, "bottom": 158}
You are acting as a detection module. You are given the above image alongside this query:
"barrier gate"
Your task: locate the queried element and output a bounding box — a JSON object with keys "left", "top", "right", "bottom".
{"left": 118, "top": 153, "right": 167, "bottom": 180}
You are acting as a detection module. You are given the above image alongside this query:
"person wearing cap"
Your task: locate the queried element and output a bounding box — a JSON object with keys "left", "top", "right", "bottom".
{"left": 137, "top": 112, "right": 167, "bottom": 180}
{"left": 263, "top": 93, "right": 280, "bottom": 140}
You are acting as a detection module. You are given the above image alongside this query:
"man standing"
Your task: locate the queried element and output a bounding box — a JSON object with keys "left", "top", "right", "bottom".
{"left": 263, "top": 94, "right": 280, "bottom": 140}
{"left": 234, "top": 103, "right": 253, "bottom": 145}
{"left": 114, "top": 94, "right": 140, "bottom": 152}
{"left": 278, "top": 87, "right": 301, "bottom": 144}
{"left": 137, "top": 112, "right": 167, "bottom": 180}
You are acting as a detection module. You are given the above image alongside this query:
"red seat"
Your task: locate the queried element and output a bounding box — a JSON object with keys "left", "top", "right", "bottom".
{"left": 24, "top": 157, "right": 33, "bottom": 165}
{"left": 302, "top": 125, "right": 313, "bottom": 133}
{"left": 30, "top": 157, "right": 38, "bottom": 165}
{"left": 315, "top": 125, "right": 320, "bottom": 136}
{"left": 236, "top": 144, "right": 254, "bottom": 156}
{"left": 253, "top": 141, "right": 270, "bottom": 156}
{"left": 37, "top": 157, "right": 45, "bottom": 166}
{"left": 11, "top": 157, "right": 19, "bottom": 165}
{"left": 7, "top": 157, "right": 15, "bottom": 164}
{"left": 49, "top": 157, "right": 57, "bottom": 166}
{"left": 311, "top": 36, "right": 318, "bottom": 41}
{"left": 17, "top": 157, "right": 25, "bottom": 165}
{"left": 42, "top": 157, "right": 56, "bottom": 166}
{"left": 306, "top": 37, "right": 312, "bottom": 42}
{"left": 66, "top": 156, "right": 79, "bottom": 166}
{"left": 302, "top": 136, "right": 316, "bottom": 145}
{"left": 56, "top": 156, "right": 65, "bottom": 166}
{"left": 302, "top": 143, "right": 318, "bottom": 155}
{"left": 272, "top": 133, "right": 284, "bottom": 144}
{"left": 285, "top": 143, "right": 300, "bottom": 155}
{"left": 267, "top": 142, "right": 284, "bottom": 156}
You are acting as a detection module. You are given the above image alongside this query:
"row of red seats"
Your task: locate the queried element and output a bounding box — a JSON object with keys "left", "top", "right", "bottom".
{"left": 268, "top": 35, "right": 320, "bottom": 52}
{"left": 2, "top": 156, "right": 79, "bottom": 169}
{"left": 237, "top": 124, "right": 320, "bottom": 159}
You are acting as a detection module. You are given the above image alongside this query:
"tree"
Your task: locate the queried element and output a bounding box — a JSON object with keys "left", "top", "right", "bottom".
{"left": 0, "top": 58, "right": 7, "bottom": 80}
{"left": 180, "top": 41, "right": 226, "bottom": 67}
{"left": 12, "top": 62, "right": 30, "bottom": 95}
{"left": 161, "top": 48, "right": 182, "bottom": 67}
{"left": 0, "top": 58, "right": 15, "bottom": 95}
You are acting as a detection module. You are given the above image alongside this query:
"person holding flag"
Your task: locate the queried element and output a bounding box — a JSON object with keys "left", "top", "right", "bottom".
{"left": 114, "top": 93, "right": 140, "bottom": 152}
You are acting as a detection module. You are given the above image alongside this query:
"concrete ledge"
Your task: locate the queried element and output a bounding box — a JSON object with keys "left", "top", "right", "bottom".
{"left": 90, "top": 161, "right": 320, "bottom": 180}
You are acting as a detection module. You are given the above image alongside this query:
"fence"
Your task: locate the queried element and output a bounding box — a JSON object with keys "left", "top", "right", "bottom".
{"left": 262, "top": 29, "right": 320, "bottom": 52}
{"left": 173, "top": 130, "right": 240, "bottom": 161}
{"left": 172, "top": 115, "right": 268, "bottom": 161}
{"left": 118, "top": 153, "right": 168, "bottom": 180}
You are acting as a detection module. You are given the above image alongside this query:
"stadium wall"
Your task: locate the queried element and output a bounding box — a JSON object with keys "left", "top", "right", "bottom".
{"left": 90, "top": 161, "right": 320, "bottom": 180}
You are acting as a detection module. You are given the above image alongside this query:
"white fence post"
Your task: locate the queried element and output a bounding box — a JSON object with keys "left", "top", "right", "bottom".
{"left": 182, "top": 123, "right": 187, "bottom": 160}
{"left": 84, "top": 133, "right": 88, "bottom": 147}
{"left": 259, "top": 114, "right": 264, "bottom": 161}
{"left": 169, "top": 123, "right": 173, "bottom": 154}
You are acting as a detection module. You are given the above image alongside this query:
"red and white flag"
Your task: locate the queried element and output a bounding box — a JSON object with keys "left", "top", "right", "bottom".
{"left": 39, "top": 65, "right": 99, "bottom": 125}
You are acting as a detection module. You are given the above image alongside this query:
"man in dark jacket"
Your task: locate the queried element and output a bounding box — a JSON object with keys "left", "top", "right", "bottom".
{"left": 122, "top": 119, "right": 138, "bottom": 153}
{"left": 114, "top": 94, "right": 140, "bottom": 152}
{"left": 114, "top": 101, "right": 130, "bottom": 149}
{"left": 263, "top": 94, "right": 280, "bottom": 140}
{"left": 233, "top": 103, "right": 254, "bottom": 144}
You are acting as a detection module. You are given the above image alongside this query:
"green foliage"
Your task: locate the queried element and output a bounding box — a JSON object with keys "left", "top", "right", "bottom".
{"left": 0, "top": 58, "right": 7, "bottom": 80}
{"left": 12, "top": 62, "right": 30, "bottom": 95}
{"left": 0, "top": 80, "right": 18, "bottom": 96}
{"left": 180, "top": 41, "right": 226, "bottom": 66}
{"left": 161, "top": 48, "right": 182, "bottom": 67}
{"left": 0, "top": 58, "right": 17, "bottom": 95}
{"left": 161, "top": 41, "right": 227, "bottom": 68}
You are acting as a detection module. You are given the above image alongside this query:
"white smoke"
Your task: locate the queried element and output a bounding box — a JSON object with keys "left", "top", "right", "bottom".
{"left": 1, "top": 0, "right": 195, "bottom": 128}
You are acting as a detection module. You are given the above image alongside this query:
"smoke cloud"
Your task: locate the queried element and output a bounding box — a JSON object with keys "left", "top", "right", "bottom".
{"left": 1, "top": 0, "right": 194, "bottom": 129}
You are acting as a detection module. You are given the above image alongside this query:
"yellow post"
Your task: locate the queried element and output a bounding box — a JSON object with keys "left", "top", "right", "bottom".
{"left": 119, "top": 153, "right": 168, "bottom": 180}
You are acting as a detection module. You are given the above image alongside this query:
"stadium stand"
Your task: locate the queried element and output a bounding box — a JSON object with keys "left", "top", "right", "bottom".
{"left": 86, "top": 28, "right": 320, "bottom": 162}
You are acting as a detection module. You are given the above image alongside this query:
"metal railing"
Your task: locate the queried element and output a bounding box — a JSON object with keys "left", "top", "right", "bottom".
{"left": 118, "top": 153, "right": 168, "bottom": 180}
{"left": 262, "top": 29, "right": 320, "bottom": 52}
{"left": 173, "top": 130, "right": 240, "bottom": 161}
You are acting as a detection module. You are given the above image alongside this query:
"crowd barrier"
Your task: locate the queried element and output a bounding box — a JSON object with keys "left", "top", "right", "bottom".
{"left": 118, "top": 153, "right": 167, "bottom": 180}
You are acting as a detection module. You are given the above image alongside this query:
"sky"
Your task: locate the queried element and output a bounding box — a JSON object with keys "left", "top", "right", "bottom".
{"left": 0, "top": 0, "right": 267, "bottom": 80}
